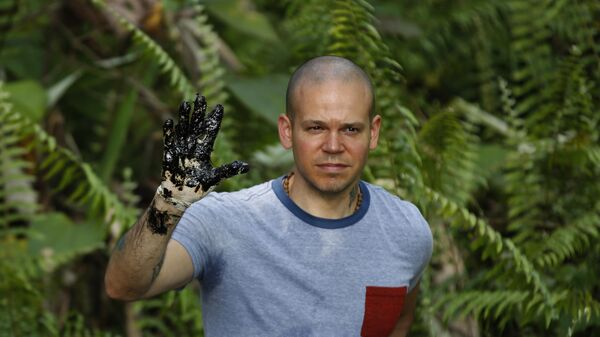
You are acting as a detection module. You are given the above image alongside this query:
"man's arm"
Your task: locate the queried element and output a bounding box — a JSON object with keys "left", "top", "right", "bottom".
{"left": 104, "top": 94, "right": 248, "bottom": 301}
{"left": 390, "top": 282, "right": 421, "bottom": 337}
{"left": 141, "top": 239, "right": 193, "bottom": 298}
{"left": 105, "top": 193, "right": 191, "bottom": 301}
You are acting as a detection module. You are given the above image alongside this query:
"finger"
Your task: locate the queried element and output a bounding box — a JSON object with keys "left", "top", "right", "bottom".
{"left": 176, "top": 100, "right": 191, "bottom": 138}
{"left": 201, "top": 104, "right": 225, "bottom": 151}
{"left": 191, "top": 94, "right": 207, "bottom": 132}
{"left": 163, "top": 118, "right": 174, "bottom": 147}
{"left": 186, "top": 160, "right": 249, "bottom": 191}
{"left": 162, "top": 119, "right": 176, "bottom": 174}
{"left": 212, "top": 160, "right": 250, "bottom": 182}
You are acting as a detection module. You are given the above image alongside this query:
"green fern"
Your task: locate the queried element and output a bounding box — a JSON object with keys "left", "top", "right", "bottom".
{"left": 133, "top": 286, "right": 204, "bottom": 337}
{"left": 187, "top": 4, "right": 249, "bottom": 190}
{"left": 92, "top": 1, "right": 247, "bottom": 191}
{"left": 89, "top": 0, "right": 195, "bottom": 99}
{"left": 501, "top": 2, "right": 600, "bottom": 267}
{"left": 0, "top": 79, "right": 132, "bottom": 336}
{"left": 455, "top": 94, "right": 600, "bottom": 329}
{"left": 188, "top": 5, "right": 228, "bottom": 107}
{"left": 0, "top": 256, "right": 47, "bottom": 337}
{"left": 0, "top": 83, "right": 38, "bottom": 227}
{"left": 0, "top": 83, "right": 137, "bottom": 234}
{"left": 535, "top": 211, "right": 600, "bottom": 268}
{"left": 417, "top": 109, "right": 483, "bottom": 206}
{"left": 559, "top": 288, "right": 600, "bottom": 335}
{"left": 506, "top": 0, "right": 558, "bottom": 119}
{"left": 414, "top": 175, "right": 552, "bottom": 298}
{"left": 435, "top": 290, "right": 530, "bottom": 326}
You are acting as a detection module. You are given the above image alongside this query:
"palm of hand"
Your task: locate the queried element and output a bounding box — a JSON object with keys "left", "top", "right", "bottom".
{"left": 161, "top": 94, "right": 249, "bottom": 203}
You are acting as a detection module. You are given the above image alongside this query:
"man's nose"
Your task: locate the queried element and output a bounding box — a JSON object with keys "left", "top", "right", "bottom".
{"left": 322, "top": 132, "right": 344, "bottom": 153}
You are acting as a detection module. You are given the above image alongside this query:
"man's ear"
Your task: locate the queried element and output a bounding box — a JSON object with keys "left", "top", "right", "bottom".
{"left": 278, "top": 114, "right": 293, "bottom": 149}
{"left": 369, "top": 115, "right": 382, "bottom": 150}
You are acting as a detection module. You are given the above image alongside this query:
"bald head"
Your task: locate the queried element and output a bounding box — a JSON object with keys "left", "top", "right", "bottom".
{"left": 285, "top": 56, "right": 375, "bottom": 121}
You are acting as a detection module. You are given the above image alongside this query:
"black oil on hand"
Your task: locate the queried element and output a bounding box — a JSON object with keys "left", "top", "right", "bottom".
{"left": 161, "top": 93, "right": 250, "bottom": 192}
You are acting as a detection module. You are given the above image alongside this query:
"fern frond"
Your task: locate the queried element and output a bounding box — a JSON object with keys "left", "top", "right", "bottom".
{"left": 507, "top": 0, "right": 600, "bottom": 140}
{"left": 283, "top": 0, "right": 331, "bottom": 61}
{"left": 0, "top": 83, "right": 38, "bottom": 227}
{"left": 436, "top": 290, "right": 531, "bottom": 326}
{"left": 182, "top": 5, "right": 228, "bottom": 106}
{"left": 535, "top": 212, "right": 600, "bottom": 268}
{"left": 418, "top": 109, "right": 483, "bottom": 206}
{"left": 549, "top": 0, "right": 600, "bottom": 63}
{"left": 497, "top": 77, "right": 525, "bottom": 134}
{"left": 407, "top": 173, "right": 552, "bottom": 304}
{"left": 507, "top": 0, "right": 561, "bottom": 127}
{"left": 185, "top": 4, "right": 248, "bottom": 190}
{"left": 553, "top": 50, "right": 598, "bottom": 138}
{"left": 412, "top": 174, "right": 557, "bottom": 329}
{"left": 559, "top": 289, "right": 600, "bottom": 335}
{"left": 504, "top": 148, "right": 546, "bottom": 242}
{"left": 133, "top": 286, "right": 204, "bottom": 336}
{"left": 0, "top": 253, "right": 47, "bottom": 336}
{"left": 0, "top": 83, "right": 137, "bottom": 234}
{"left": 89, "top": 0, "right": 195, "bottom": 99}
{"left": 91, "top": 1, "right": 245, "bottom": 190}
{"left": 436, "top": 287, "right": 599, "bottom": 330}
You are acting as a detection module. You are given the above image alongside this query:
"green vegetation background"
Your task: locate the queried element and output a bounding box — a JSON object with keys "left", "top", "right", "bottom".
{"left": 1, "top": 0, "right": 599, "bottom": 336}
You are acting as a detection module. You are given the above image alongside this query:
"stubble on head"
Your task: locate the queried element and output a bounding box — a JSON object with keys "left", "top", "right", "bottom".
{"left": 285, "top": 56, "right": 375, "bottom": 124}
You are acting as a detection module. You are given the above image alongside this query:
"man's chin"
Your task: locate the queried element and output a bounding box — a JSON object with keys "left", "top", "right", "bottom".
{"left": 312, "top": 177, "right": 356, "bottom": 195}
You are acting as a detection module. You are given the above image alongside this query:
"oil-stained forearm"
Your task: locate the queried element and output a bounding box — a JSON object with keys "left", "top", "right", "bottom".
{"left": 105, "top": 193, "right": 182, "bottom": 301}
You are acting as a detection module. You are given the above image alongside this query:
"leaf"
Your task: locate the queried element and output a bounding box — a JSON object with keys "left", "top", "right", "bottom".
{"left": 227, "top": 74, "right": 288, "bottom": 125}
{"left": 99, "top": 86, "right": 139, "bottom": 182}
{"left": 476, "top": 144, "right": 509, "bottom": 179}
{"left": 205, "top": 0, "right": 279, "bottom": 42}
{"left": 46, "top": 71, "right": 83, "bottom": 107}
{"left": 26, "top": 213, "right": 105, "bottom": 270}
{"left": 3, "top": 80, "right": 47, "bottom": 122}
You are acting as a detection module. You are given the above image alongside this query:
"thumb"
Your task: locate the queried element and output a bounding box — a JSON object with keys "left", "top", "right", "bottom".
{"left": 207, "top": 160, "right": 250, "bottom": 186}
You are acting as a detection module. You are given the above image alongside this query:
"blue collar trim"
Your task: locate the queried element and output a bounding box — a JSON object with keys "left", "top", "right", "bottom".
{"left": 272, "top": 175, "right": 370, "bottom": 229}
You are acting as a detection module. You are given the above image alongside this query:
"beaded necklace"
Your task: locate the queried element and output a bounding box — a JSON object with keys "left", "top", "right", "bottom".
{"left": 283, "top": 172, "right": 363, "bottom": 213}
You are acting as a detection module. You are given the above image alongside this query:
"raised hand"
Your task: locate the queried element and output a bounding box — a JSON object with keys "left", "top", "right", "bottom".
{"left": 158, "top": 94, "right": 249, "bottom": 207}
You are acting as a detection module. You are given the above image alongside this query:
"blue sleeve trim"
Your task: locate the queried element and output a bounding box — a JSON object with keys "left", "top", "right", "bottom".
{"left": 271, "top": 176, "right": 370, "bottom": 229}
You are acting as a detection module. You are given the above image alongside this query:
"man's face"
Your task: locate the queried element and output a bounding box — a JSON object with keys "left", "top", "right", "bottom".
{"left": 278, "top": 79, "right": 381, "bottom": 196}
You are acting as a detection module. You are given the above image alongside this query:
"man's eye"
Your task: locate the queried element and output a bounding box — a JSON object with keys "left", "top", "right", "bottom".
{"left": 308, "top": 126, "right": 322, "bottom": 131}
{"left": 346, "top": 127, "right": 359, "bottom": 133}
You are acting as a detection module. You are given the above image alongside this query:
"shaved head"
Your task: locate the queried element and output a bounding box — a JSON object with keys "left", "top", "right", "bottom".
{"left": 285, "top": 56, "right": 375, "bottom": 121}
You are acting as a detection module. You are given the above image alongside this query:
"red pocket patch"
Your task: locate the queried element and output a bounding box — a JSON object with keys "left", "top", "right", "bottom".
{"left": 360, "top": 286, "right": 407, "bottom": 337}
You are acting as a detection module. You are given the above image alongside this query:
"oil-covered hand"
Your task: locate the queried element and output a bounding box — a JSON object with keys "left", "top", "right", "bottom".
{"left": 158, "top": 94, "right": 249, "bottom": 208}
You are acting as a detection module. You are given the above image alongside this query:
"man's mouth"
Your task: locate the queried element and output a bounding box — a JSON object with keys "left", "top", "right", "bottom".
{"left": 316, "top": 163, "right": 350, "bottom": 172}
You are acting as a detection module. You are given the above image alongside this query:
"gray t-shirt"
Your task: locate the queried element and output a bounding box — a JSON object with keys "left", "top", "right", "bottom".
{"left": 172, "top": 177, "right": 433, "bottom": 337}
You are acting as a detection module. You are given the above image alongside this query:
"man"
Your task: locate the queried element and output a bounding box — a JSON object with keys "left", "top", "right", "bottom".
{"left": 105, "top": 56, "right": 433, "bottom": 337}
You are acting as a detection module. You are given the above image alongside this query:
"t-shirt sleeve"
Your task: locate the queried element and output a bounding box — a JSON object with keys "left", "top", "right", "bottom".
{"left": 405, "top": 202, "right": 433, "bottom": 292}
{"left": 171, "top": 196, "right": 223, "bottom": 281}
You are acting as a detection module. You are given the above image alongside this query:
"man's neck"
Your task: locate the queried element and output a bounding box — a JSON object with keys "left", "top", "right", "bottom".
{"left": 286, "top": 172, "right": 360, "bottom": 219}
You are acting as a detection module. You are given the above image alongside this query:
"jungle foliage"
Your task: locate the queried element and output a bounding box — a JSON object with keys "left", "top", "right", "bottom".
{"left": 0, "top": 0, "right": 599, "bottom": 336}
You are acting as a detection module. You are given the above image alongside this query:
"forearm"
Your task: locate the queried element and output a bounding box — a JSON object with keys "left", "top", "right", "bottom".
{"left": 390, "top": 283, "right": 420, "bottom": 337}
{"left": 389, "top": 313, "right": 414, "bottom": 337}
{"left": 105, "top": 193, "right": 183, "bottom": 301}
